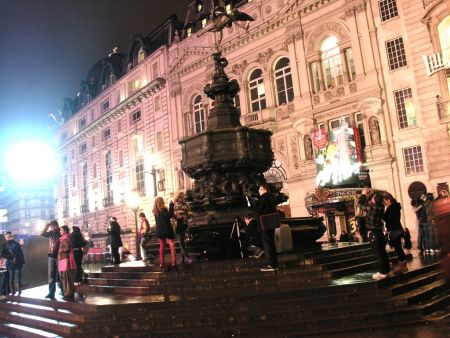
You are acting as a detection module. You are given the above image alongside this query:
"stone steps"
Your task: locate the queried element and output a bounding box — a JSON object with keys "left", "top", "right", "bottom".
{"left": 394, "top": 279, "right": 449, "bottom": 306}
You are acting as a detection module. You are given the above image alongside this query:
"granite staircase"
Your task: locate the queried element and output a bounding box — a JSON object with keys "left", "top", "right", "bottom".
{"left": 0, "top": 244, "right": 447, "bottom": 337}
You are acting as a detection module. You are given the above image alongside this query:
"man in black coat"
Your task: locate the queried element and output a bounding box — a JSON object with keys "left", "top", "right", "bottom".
{"left": 255, "top": 184, "right": 279, "bottom": 272}
{"left": 107, "top": 217, "right": 123, "bottom": 265}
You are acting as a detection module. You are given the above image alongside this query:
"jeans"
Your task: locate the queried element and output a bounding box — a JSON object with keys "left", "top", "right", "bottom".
{"left": 176, "top": 231, "right": 188, "bottom": 258}
{"left": 371, "top": 229, "right": 390, "bottom": 274}
{"left": 7, "top": 265, "right": 22, "bottom": 294}
{"left": 0, "top": 269, "right": 9, "bottom": 295}
{"left": 48, "top": 256, "right": 59, "bottom": 297}
{"left": 391, "top": 233, "right": 406, "bottom": 262}
{"left": 260, "top": 229, "right": 278, "bottom": 268}
{"left": 423, "top": 223, "right": 436, "bottom": 250}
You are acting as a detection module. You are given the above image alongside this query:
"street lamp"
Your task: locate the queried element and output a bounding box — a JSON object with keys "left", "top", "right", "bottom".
{"left": 127, "top": 191, "right": 142, "bottom": 260}
{"left": 146, "top": 153, "right": 160, "bottom": 197}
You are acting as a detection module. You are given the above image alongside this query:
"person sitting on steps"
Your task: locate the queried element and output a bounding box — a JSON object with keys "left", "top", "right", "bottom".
{"left": 242, "top": 212, "right": 264, "bottom": 259}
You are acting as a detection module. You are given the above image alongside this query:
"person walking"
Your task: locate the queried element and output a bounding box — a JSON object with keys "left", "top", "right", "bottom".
{"left": 255, "top": 184, "right": 279, "bottom": 272}
{"left": 0, "top": 232, "right": 25, "bottom": 295}
{"left": 383, "top": 194, "right": 408, "bottom": 274}
{"left": 139, "top": 212, "right": 152, "bottom": 262}
{"left": 40, "top": 220, "right": 61, "bottom": 300}
{"left": 153, "top": 197, "right": 176, "bottom": 271}
{"left": 71, "top": 226, "right": 87, "bottom": 284}
{"left": 173, "top": 191, "right": 192, "bottom": 264}
{"left": 58, "top": 226, "right": 77, "bottom": 299}
{"left": 107, "top": 217, "right": 123, "bottom": 265}
{"left": 359, "top": 190, "right": 388, "bottom": 280}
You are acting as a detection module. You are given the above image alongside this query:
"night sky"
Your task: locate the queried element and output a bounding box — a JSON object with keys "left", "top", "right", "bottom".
{"left": 0, "top": 0, "right": 192, "bottom": 176}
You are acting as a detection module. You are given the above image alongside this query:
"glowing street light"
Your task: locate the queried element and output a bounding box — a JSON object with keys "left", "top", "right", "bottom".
{"left": 5, "top": 142, "right": 58, "bottom": 181}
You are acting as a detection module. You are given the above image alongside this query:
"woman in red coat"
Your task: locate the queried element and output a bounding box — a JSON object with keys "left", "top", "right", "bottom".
{"left": 58, "top": 225, "right": 77, "bottom": 298}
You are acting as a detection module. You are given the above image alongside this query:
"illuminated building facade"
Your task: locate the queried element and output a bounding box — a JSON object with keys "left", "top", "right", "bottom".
{"left": 55, "top": 0, "right": 450, "bottom": 251}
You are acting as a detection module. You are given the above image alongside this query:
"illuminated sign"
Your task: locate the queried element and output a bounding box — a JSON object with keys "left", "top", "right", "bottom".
{"left": 0, "top": 209, "right": 7, "bottom": 223}
{"left": 314, "top": 122, "right": 362, "bottom": 187}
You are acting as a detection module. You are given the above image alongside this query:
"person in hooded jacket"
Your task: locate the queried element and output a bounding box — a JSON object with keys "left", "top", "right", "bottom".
{"left": 0, "top": 232, "right": 25, "bottom": 295}
{"left": 383, "top": 194, "right": 407, "bottom": 274}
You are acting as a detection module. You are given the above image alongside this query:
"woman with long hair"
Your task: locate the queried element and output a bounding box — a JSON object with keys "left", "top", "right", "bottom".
{"left": 71, "top": 226, "right": 87, "bottom": 284}
{"left": 152, "top": 197, "right": 176, "bottom": 271}
{"left": 58, "top": 225, "right": 77, "bottom": 298}
{"left": 383, "top": 194, "right": 407, "bottom": 274}
{"left": 173, "top": 191, "right": 192, "bottom": 264}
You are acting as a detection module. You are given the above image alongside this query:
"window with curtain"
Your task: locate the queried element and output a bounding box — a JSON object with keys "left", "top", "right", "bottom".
{"left": 274, "top": 57, "right": 294, "bottom": 105}
{"left": 321, "top": 36, "right": 344, "bottom": 89}
{"left": 133, "top": 137, "right": 145, "bottom": 194}
{"left": 248, "top": 69, "right": 266, "bottom": 112}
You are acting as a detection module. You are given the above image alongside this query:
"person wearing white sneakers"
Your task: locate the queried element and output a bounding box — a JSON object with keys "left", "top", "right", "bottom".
{"left": 359, "top": 190, "right": 389, "bottom": 280}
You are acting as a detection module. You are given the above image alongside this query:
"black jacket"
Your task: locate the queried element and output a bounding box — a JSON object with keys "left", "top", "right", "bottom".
{"left": 108, "top": 221, "right": 123, "bottom": 247}
{"left": 255, "top": 192, "right": 277, "bottom": 216}
{"left": 382, "top": 202, "right": 403, "bottom": 232}
{"left": 155, "top": 202, "right": 175, "bottom": 239}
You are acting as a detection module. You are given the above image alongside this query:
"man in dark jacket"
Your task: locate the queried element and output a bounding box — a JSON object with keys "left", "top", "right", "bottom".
{"left": 107, "top": 217, "right": 123, "bottom": 265}
{"left": 40, "top": 220, "right": 61, "bottom": 300}
{"left": 359, "top": 190, "right": 388, "bottom": 279}
{"left": 255, "top": 184, "right": 279, "bottom": 272}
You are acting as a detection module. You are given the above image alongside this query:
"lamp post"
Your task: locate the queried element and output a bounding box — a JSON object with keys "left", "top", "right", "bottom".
{"left": 150, "top": 166, "right": 157, "bottom": 197}
{"left": 146, "top": 153, "right": 160, "bottom": 197}
{"left": 127, "top": 191, "right": 142, "bottom": 260}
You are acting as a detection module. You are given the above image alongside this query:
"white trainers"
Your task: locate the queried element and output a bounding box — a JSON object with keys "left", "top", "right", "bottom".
{"left": 372, "top": 272, "right": 387, "bottom": 280}
{"left": 260, "top": 265, "right": 278, "bottom": 272}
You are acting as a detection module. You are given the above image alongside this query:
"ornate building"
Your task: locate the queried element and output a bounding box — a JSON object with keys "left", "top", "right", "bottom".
{"left": 54, "top": 0, "right": 450, "bottom": 251}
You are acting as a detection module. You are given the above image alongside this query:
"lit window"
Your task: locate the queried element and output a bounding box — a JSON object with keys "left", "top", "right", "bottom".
{"left": 345, "top": 48, "right": 356, "bottom": 81}
{"left": 155, "top": 96, "right": 161, "bottom": 111}
{"left": 130, "top": 110, "right": 141, "bottom": 124}
{"left": 152, "top": 62, "right": 159, "bottom": 78}
{"left": 321, "top": 36, "right": 344, "bottom": 89}
{"left": 225, "top": 4, "right": 232, "bottom": 14}
{"left": 193, "top": 95, "right": 205, "bottom": 133}
{"left": 128, "top": 78, "right": 141, "bottom": 93}
{"left": 403, "top": 145, "right": 424, "bottom": 175}
{"left": 201, "top": 18, "right": 208, "bottom": 28}
{"left": 105, "top": 150, "right": 113, "bottom": 205}
{"left": 157, "top": 131, "right": 164, "bottom": 151}
{"left": 248, "top": 69, "right": 266, "bottom": 112}
{"left": 274, "top": 57, "right": 294, "bottom": 106}
{"left": 138, "top": 47, "right": 145, "bottom": 63}
{"left": 379, "top": 0, "right": 399, "bottom": 22}
{"left": 82, "top": 163, "right": 89, "bottom": 209}
{"left": 386, "top": 37, "right": 407, "bottom": 70}
{"left": 133, "top": 137, "right": 145, "bottom": 194}
{"left": 394, "top": 88, "right": 416, "bottom": 129}
{"left": 196, "top": 2, "right": 202, "bottom": 12}
{"left": 310, "top": 62, "right": 321, "bottom": 93}
{"left": 187, "top": 27, "right": 193, "bottom": 37}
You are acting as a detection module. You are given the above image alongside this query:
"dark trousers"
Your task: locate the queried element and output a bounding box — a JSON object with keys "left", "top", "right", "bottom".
{"left": 111, "top": 246, "right": 121, "bottom": 264}
{"left": 371, "top": 229, "right": 390, "bottom": 274}
{"left": 0, "top": 269, "right": 10, "bottom": 295}
{"left": 73, "top": 250, "right": 84, "bottom": 283}
{"left": 7, "top": 265, "right": 22, "bottom": 294}
{"left": 357, "top": 217, "right": 368, "bottom": 242}
{"left": 48, "top": 256, "right": 60, "bottom": 297}
{"left": 391, "top": 234, "right": 406, "bottom": 262}
{"left": 260, "top": 229, "right": 278, "bottom": 268}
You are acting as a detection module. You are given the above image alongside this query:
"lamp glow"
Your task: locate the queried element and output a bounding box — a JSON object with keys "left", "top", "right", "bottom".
{"left": 5, "top": 142, "right": 58, "bottom": 181}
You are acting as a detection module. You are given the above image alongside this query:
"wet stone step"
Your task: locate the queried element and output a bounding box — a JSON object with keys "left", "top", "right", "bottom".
{"left": 389, "top": 270, "right": 443, "bottom": 296}
{"left": 394, "top": 279, "right": 449, "bottom": 306}
{"left": 320, "top": 254, "right": 375, "bottom": 270}
{"left": 305, "top": 247, "right": 374, "bottom": 264}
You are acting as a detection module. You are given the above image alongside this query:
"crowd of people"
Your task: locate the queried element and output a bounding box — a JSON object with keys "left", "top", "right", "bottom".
{"left": 0, "top": 184, "right": 447, "bottom": 298}
{"left": 354, "top": 188, "right": 445, "bottom": 280}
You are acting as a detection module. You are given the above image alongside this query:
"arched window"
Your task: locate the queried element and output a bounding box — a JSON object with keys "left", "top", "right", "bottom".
{"left": 321, "top": 36, "right": 344, "bottom": 89}
{"left": 193, "top": 95, "right": 205, "bottom": 133}
{"left": 248, "top": 69, "right": 266, "bottom": 112}
{"left": 274, "top": 57, "right": 294, "bottom": 105}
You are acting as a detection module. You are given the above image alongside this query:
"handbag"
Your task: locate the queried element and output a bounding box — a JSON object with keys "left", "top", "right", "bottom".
{"left": 259, "top": 213, "right": 281, "bottom": 231}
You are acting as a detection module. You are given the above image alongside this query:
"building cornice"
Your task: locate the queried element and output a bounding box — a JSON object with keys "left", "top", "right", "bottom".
{"left": 58, "top": 77, "right": 166, "bottom": 151}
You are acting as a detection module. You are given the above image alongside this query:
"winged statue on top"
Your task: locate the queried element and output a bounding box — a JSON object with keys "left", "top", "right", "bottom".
{"left": 198, "top": 0, "right": 254, "bottom": 51}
